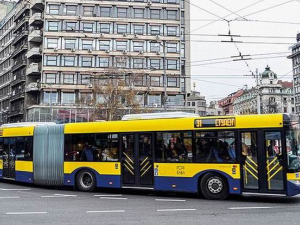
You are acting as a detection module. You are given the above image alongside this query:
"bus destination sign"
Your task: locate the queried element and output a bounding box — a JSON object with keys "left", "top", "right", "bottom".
{"left": 194, "top": 118, "right": 236, "bottom": 128}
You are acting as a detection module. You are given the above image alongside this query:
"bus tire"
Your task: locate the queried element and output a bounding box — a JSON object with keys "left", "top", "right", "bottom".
{"left": 76, "top": 169, "right": 96, "bottom": 192}
{"left": 200, "top": 173, "right": 229, "bottom": 200}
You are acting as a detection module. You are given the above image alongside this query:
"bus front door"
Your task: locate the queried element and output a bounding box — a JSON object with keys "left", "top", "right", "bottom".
{"left": 240, "top": 131, "right": 285, "bottom": 194}
{"left": 2, "top": 138, "right": 16, "bottom": 179}
{"left": 121, "top": 133, "right": 154, "bottom": 188}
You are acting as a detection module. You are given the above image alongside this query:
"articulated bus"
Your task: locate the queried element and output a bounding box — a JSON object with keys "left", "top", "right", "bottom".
{"left": 0, "top": 113, "right": 300, "bottom": 200}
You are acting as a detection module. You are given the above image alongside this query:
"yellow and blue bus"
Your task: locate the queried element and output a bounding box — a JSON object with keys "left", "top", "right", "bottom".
{"left": 0, "top": 113, "right": 300, "bottom": 200}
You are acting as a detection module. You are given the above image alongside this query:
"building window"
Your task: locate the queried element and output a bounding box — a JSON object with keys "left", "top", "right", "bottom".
{"left": 117, "top": 8, "right": 128, "bottom": 18}
{"left": 45, "top": 55, "right": 58, "bottom": 66}
{"left": 45, "top": 73, "right": 56, "bottom": 83}
{"left": 150, "top": 42, "right": 160, "bottom": 52}
{"left": 82, "top": 40, "right": 93, "bottom": 50}
{"left": 167, "top": 59, "right": 178, "bottom": 70}
{"left": 100, "top": 7, "right": 111, "bottom": 17}
{"left": 150, "top": 9, "right": 160, "bottom": 19}
{"left": 167, "top": 10, "right": 177, "bottom": 20}
{"left": 99, "top": 40, "right": 110, "bottom": 51}
{"left": 62, "top": 92, "right": 75, "bottom": 104}
{"left": 66, "top": 5, "right": 77, "bottom": 16}
{"left": 134, "top": 8, "right": 144, "bottom": 18}
{"left": 133, "top": 42, "right": 144, "bottom": 52}
{"left": 48, "top": 21, "right": 59, "bottom": 31}
{"left": 167, "top": 43, "right": 177, "bottom": 53}
{"left": 148, "top": 95, "right": 161, "bottom": 107}
{"left": 47, "top": 38, "right": 58, "bottom": 49}
{"left": 133, "top": 25, "right": 144, "bottom": 35}
{"left": 167, "top": 26, "right": 178, "bottom": 36}
{"left": 192, "top": 102, "right": 195, "bottom": 106}
{"left": 133, "top": 58, "right": 144, "bottom": 69}
{"left": 117, "top": 24, "right": 127, "bottom": 34}
{"left": 83, "top": 23, "right": 93, "bottom": 32}
{"left": 150, "top": 76, "right": 160, "bottom": 87}
{"left": 115, "top": 57, "right": 127, "bottom": 68}
{"left": 64, "top": 56, "right": 75, "bottom": 67}
{"left": 99, "top": 57, "right": 109, "bottom": 68}
{"left": 116, "top": 41, "right": 127, "bottom": 51}
{"left": 150, "top": 25, "right": 160, "bottom": 35}
{"left": 82, "top": 57, "right": 92, "bottom": 67}
{"left": 150, "top": 59, "right": 161, "bottom": 70}
{"left": 99, "top": 23, "right": 110, "bottom": 33}
{"left": 49, "top": 5, "right": 59, "bottom": 15}
{"left": 81, "top": 74, "right": 90, "bottom": 84}
{"left": 65, "top": 39, "right": 76, "bottom": 49}
{"left": 83, "top": 6, "right": 94, "bottom": 16}
{"left": 66, "top": 22, "right": 77, "bottom": 31}
{"left": 167, "top": 77, "right": 177, "bottom": 87}
{"left": 43, "top": 92, "right": 58, "bottom": 104}
{"left": 63, "top": 74, "right": 74, "bottom": 84}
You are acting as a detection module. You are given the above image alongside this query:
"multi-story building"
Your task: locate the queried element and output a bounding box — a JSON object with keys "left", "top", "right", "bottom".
{"left": 1, "top": 0, "right": 191, "bottom": 123}
{"left": 206, "top": 101, "right": 223, "bottom": 116}
{"left": 0, "top": 8, "right": 14, "bottom": 124}
{"left": 288, "top": 33, "right": 300, "bottom": 114}
{"left": 186, "top": 91, "right": 206, "bottom": 116}
{"left": 233, "top": 66, "right": 295, "bottom": 115}
{"left": 0, "top": 0, "right": 15, "bottom": 21}
{"left": 218, "top": 89, "right": 244, "bottom": 115}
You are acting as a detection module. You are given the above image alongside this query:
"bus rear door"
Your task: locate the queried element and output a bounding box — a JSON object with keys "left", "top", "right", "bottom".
{"left": 2, "top": 138, "right": 16, "bottom": 179}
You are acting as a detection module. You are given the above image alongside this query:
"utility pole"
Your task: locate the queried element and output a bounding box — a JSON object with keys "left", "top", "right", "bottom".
{"left": 49, "top": 82, "right": 53, "bottom": 122}
{"left": 256, "top": 68, "right": 259, "bottom": 86}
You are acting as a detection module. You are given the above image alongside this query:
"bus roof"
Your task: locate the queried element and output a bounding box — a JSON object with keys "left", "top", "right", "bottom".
{"left": 65, "top": 114, "right": 285, "bottom": 134}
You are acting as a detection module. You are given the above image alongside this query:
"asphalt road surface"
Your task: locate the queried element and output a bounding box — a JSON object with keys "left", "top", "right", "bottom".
{"left": 1, "top": 180, "right": 300, "bottom": 225}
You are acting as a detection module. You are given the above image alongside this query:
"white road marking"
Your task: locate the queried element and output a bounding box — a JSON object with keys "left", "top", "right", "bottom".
{"left": 157, "top": 209, "right": 197, "bottom": 212}
{"left": 0, "top": 188, "right": 31, "bottom": 191}
{"left": 100, "top": 197, "right": 128, "bottom": 200}
{"left": 94, "top": 194, "right": 123, "bottom": 197}
{"left": 41, "top": 194, "right": 77, "bottom": 198}
{"left": 155, "top": 199, "right": 186, "bottom": 202}
{"left": 86, "top": 210, "right": 125, "bottom": 213}
{"left": 6, "top": 212, "right": 47, "bottom": 215}
{"left": 229, "top": 206, "right": 274, "bottom": 210}
{"left": 0, "top": 196, "right": 20, "bottom": 199}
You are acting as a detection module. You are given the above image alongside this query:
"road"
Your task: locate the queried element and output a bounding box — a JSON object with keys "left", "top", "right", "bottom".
{"left": 0, "top": 180, "right": 300, "bottom": 225}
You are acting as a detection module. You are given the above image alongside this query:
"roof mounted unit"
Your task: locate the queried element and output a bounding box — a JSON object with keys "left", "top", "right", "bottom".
{"left": 122, "top": 112, "right": 200, "bottom": 121}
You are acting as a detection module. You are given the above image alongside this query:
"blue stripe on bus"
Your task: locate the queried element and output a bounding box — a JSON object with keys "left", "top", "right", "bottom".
{"left": 286, "top": 181, "right": 300, "bottom": 196}
{"left": 0, "top": 169, "right": 2, "bottom": 178}
{"left": 154, "top": 171, "right": 241, "bottom": 194}
{"left": 15, "top": 171, "right": 33, "bottom": 183}
{"left": 64, "top": 168, "right": 121, "bottom": 188}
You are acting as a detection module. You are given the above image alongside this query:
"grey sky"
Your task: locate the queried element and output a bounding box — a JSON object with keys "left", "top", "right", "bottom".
{"left": 189, "top": 0, "right": 300, "bottom": 102}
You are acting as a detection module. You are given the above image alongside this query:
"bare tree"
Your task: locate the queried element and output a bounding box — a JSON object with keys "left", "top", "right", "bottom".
{"left": 90, "top": 58, "right": 150, "bottom": 121}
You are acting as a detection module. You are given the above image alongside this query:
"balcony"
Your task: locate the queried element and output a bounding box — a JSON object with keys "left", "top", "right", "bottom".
{"left": 26, "top": 82, "right": 40, "bottom": 92}
{"left": 29, "top": 0, "right": 44, "bottom": 10}
{"left": 13, "top": 31, "right": 29, "bottom": 45}
{"left": 10, "top": 92, "right": 25, "bottom": 102}
{"left": 9, "top": 109, "right": 24, "bottom": 117}
{"left": 28, "top": 29, "right": 42, "bottom": 43}
{"left": 15, "top": 3, "right": 30, "bottom": 21}
{"left": 11, "top": 60, "right": 27, "bottom": 72}
{"left": 26, "top": 63, "right": 41, "bottom": 76}
{"left": 12, "top": 44, "right": 28, "bottom": 59}
{"left": 27, "top": 47, "right": 42, "bottom": 59}
{"left": 11, "top": 76, "right": 26, "bottom": 87}
{"left": 14, "top": 16, "right": 29, "bottom": 33}
{"left": 29, "top": 13, "right": 43, "bottom": 26}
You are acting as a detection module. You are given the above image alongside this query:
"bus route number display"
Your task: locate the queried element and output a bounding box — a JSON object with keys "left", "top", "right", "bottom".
{"left": 194, "top": 118, "right": 236, "bottom": 128}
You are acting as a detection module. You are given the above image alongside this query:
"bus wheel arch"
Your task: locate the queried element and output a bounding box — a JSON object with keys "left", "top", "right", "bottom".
{"left": 198, "top": 172, "right": 229, "bottom": 200}
{"left": 75, "top": 169, "right": 96, "bottom": 192}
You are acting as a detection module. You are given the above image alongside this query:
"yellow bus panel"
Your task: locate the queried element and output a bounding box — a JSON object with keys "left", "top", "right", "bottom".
{"left": 0, "top": 127, "right": 34, "bottom": 137}
{"left": 64, "top": 162, "right": 121, "bottom": 175}
{"left": 287, "top": 173, "right": 300, "bottom": 181}
{"left": 0, "top": 159, "right": 3, "bottom": 170}
{"left": 154, "top": 163, "right": 240, "bottom": 179}
{"left": 15, "top": 161, "right": 33, "bottom": 173}
{"left": 64, "top": 114, "right": 283, "bottom": 134}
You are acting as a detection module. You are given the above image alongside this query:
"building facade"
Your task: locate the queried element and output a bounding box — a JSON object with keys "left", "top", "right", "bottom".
{"left": 186, "top": 91, "right": 206, "bottom": 116}
{"left": 0, "top": 8, "right": 14, "bottom": 124}
{"left": 0, "top": 0, "right": 191, "bottom": 124}
{"left": 233, "top": 66, "right": 295, "bottom": 115}
{"left": 218, "top": 89, "right": 244, "bottom": 115}
{"left": 288, "top": 33, "right": 300, "bottom": 115}
{"left": 206, "top": 101, "right": 223, "bottom": 116}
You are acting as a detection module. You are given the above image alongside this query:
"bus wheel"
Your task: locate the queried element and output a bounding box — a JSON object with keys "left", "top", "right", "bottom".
{"left": 200, "top": 173, "right": 228, "bottom": 200}
{"left": 76, "top": 170, "right": 96, "bottom": 192}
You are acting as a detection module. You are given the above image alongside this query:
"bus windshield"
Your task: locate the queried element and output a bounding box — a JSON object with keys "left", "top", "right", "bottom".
{"left": 286, "top": 122, "right": 300, "bottom": 171}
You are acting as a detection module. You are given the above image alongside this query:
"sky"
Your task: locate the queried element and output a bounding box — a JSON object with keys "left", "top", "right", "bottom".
{"left": 189, "top": 0, "right": 300, "bottom": 103}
